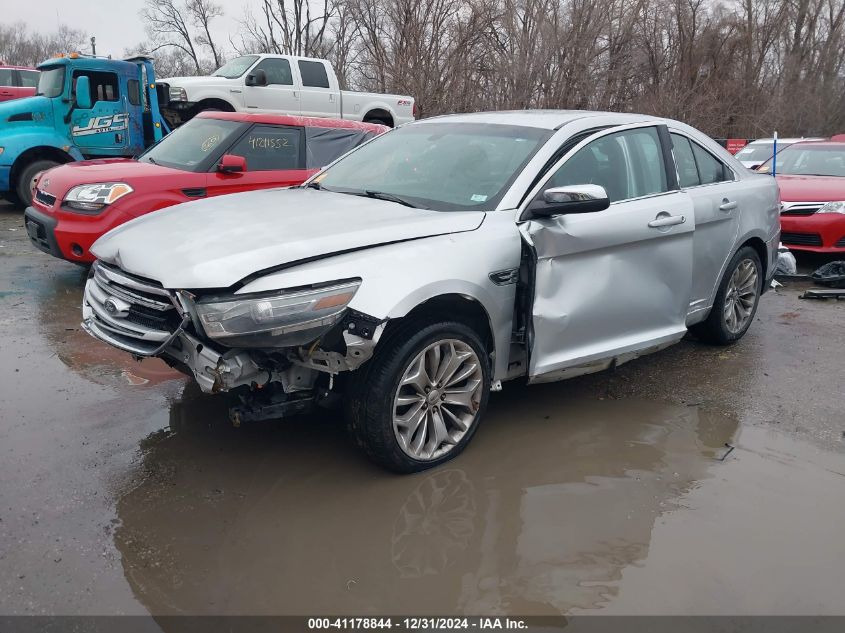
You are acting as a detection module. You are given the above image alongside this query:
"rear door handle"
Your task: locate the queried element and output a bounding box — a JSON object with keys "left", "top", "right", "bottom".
{"left": 648, "top": 214, "right": 686, "bottom": 228}
{"left": 719, "top": 199, "right": 738, "bottom": 211}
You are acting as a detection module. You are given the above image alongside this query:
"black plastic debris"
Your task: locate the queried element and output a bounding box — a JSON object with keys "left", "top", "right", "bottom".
{"left": 811, "top": 261, "right": 845, "bottom": 288}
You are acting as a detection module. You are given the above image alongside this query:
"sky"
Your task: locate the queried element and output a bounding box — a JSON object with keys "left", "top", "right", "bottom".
{"left": 6, "top": 0, "right": 253, "bottom": 60}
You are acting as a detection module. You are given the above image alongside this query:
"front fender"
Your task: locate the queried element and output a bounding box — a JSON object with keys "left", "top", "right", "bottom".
{"left": 1, "top": 131, "right": 82, "bottom": 166}
{"left": 236, "top": 215, "right": 523, "bottom": 380}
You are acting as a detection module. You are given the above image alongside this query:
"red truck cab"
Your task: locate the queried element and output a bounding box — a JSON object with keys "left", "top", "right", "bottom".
{"left": 0, "top": 64, "right": 38, "bottom": 102}
{"left": 24, "top": 112, "right": 386, "bottom": 263}
{"left": 757, "top": 140, "right": 845, "bottom": 253}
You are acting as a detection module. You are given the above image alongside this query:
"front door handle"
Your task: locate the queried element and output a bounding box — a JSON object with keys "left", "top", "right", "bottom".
{"left": 648, "top": 214, "right": 686, "bottom": 228}
{"left": 230, "top": 88, "right": 242, "bottom": 93}
{"left": 719, "top": 199, "right": 738, "bottom": 212}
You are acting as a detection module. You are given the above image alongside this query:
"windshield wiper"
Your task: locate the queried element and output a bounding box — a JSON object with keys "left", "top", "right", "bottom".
{"left": 361, "top": 190, "right": 422, "bottom": 208}
{"left": 306, "top": 181, "right": 332, "bottom": 191}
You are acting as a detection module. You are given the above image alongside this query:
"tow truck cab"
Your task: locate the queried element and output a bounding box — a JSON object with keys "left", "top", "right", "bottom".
{"left": 0, "top": 54, "right": 169, "bottom": 206}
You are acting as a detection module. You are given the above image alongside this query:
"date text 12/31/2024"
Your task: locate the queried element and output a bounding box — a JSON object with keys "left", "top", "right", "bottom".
{"left": 307, "top": 618, "right": 529, "bottom": 630}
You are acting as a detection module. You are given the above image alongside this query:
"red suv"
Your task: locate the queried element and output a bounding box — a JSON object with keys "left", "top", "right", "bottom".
{"left": 757, "top": 140, "right": 845, "bottom": 253}
{"left": 24, "top": 112, "right": 386, "bottom": 263}
{"left": 0, "top": 65, "right": 38, "bottom": 102}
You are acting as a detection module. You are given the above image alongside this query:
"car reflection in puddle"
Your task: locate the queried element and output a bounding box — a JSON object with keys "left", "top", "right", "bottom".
{"left": 114, "top": 381, "right": 737, "bottom": 616}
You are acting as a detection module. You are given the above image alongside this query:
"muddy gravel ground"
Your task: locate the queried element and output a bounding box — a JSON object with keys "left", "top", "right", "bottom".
{"left": 1, "top": 200, "right": 844, "bottom": 617}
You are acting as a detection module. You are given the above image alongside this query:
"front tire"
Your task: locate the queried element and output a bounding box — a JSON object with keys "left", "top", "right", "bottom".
{"left": 346, "top": 320, "right": 491, "bottom": 473}
{"left": 17, "top": 159, "right": 59, "bottom": 207}
{"left": 691, "top": 246, "right": 762, "bottom": 345}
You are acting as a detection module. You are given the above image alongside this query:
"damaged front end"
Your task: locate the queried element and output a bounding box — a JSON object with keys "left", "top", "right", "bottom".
{"left": 82, "top": 261, "right": 385, "bottom": 423}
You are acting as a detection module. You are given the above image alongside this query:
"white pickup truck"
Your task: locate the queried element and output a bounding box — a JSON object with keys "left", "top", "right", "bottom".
{"left": 162, "top": 54, "right": 416, "bottom": 128}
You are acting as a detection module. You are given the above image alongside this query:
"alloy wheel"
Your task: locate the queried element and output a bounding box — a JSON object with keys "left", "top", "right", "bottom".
{"left": 723, "top": 258, "right": 759, "bottom": 334}
{"left": 392, "top": 339, "right": 484, "bottom": 461}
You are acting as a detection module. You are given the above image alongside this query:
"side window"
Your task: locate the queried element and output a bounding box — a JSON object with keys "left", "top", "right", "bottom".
{"left": 298, "top": 60, "right": 330, "bottom": 88}
{"left": 127, "top": 79, "right": 140, "bottom": 106}
{"left": 671, "top": 133, "right": 700, "bottom": 188}
{"left": 252, "top": 58, "right": 293, "bottom": 86}
{"left": 0, "top": 69, "right": 14, "bottom": 87}
{"left": 691, "top": 141, "right": 731, "bottom": 184}
{"left": 19, "top": 70, "right": 39, "bottom": 88}
{"left": 228, "top": 125, "right": 302, "bottom": 170}
{"left": 547, "top": 127, "right": 667, "bottom": 203}
{"left": 72, "top": 70, "right": 120, "bottom": 103}
{"left": 305, "top": 128, "right": 370, "bottom": 169}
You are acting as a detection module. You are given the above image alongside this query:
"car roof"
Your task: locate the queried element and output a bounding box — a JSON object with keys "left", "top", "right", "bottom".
{"left": 195, "top": 111, "right": 388, "bottom": 132}
{"left": 415, "top": 109, "right": 664, "bottom": 130}
{"left": 0, "top": 65, "right": 37, "bottom": 71}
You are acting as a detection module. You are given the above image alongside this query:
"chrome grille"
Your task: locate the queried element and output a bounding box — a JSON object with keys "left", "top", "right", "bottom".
{"left": 83, "top": 262, "right": 182, "bottom": 355}
{"left": 780, "top": 202, "right": 823, "bottom": 216}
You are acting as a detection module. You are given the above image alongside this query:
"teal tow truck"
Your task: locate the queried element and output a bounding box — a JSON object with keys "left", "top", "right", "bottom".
{"left": 0, "top": 54, "right": 170, "bottom": 206}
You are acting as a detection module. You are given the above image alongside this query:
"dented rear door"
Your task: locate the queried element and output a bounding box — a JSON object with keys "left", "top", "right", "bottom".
{"left": 521, "top": 124, "right": 694, "bottom": 381}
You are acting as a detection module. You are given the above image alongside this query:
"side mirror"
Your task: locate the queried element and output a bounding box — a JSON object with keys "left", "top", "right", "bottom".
{"left": 217, "top": 154, "right": 246, "bottom": 174}
{"left": 527, "top": 184, "right": 610, "bottom": 219}
{"left": 245, "top": 69, "right": 267, "bottom": 87}
{"left": 75, "top": 76, "right": 92, "bottom": 109}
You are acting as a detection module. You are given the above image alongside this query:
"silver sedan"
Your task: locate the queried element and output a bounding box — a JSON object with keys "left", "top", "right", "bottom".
{"left": 83, "top": 111, "right": 780, "bottom": 472}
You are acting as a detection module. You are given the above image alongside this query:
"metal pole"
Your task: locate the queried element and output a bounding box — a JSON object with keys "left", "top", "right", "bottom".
{"left": 772, "top": 130, "right": 777, "bottom": 177}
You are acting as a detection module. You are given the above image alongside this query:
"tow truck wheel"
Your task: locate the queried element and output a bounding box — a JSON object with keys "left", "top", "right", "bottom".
{"left": 17, "top": 159, "right": 59, "bottom": 207}
{"left": 345, "top": 319, "right": 491, "bottom": 473}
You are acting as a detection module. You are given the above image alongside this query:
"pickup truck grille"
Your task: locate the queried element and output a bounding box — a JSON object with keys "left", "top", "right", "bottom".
{"left": 83, "top": 262, "right": 183, "bottom": 355}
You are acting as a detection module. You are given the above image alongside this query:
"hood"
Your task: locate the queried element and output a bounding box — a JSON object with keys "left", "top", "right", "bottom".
{"left": 776, "top": 174, "right": 845, "bottom": 202}
{"left": 163, "top": 75, "right": 233, "bottom": 90}
{"left": 91, "top": 188, "right": 485, "bottom": 289}
{"left": 36, "top": 159, "right": 188, "bottom": 198}
{"left": 0, "top": 95, "right": 52, "bottom": 129}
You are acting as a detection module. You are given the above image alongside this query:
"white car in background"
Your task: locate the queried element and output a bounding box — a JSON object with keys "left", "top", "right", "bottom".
{"left": 736, "top": 137, "right": 825, "bottom": 169}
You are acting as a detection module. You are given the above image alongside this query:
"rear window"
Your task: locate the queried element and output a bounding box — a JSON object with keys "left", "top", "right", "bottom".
{"left": 127, "top": 79, "right": 140, "bottom": 106}
{"left": 229, "top": 125, "right": 303, "bottom": 170}
{"left": 298, "top": 60, "right": 330, "bottom": 88}
{"left": 0, "top": 69, "right": 13, "bottom": 87}
{"left": 305, "top": 128, "right": 375, "bottom": 169}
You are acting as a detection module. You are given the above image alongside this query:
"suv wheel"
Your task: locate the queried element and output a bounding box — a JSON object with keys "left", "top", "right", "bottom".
{"left": 346, "top": 320, "right": 490, "bottom": 473}
{"left": 691, "top": 246, "right": 762, "bottom": 345}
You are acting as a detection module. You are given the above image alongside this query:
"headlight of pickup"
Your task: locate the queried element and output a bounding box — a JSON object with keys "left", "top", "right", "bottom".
{"left": 64, "top": 182, "right": 133, "bottom": 213}
{"left": 169, "top": 86, "right": 187, "bottom": 102}
{"left": 195, "top": 280, "right": 360, "bottom": 348}
{"left": 818, "top": 201, "right": 845, "bottom": 214}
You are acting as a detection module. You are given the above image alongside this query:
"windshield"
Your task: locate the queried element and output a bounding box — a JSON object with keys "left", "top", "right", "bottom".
{"left": 36, "top": 65, "right": 65, "bottom": 98}
{"left": 138, "top": 117, "right": 245, "bottom": 171}
{"left": 735, "top": 143, "right": 780, "bottom": 162}
{"left": 314, "top": 122, "right": 551, "bottom": 211}
{"left": 212, "top": 56, "right": 259, "bottom": 79}
{"left": 759, "top": 144, "right": 845, "bottom": 177}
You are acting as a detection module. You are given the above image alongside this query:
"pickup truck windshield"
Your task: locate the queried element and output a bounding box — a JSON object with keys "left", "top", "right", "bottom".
{"left": 36, "top": 66, "right": 64, "bottom": 98}
{"left": 138, "top": 118, "right": 245, "bottom": 171}
{"left": 213, "top": 56, "right": 259, "bottom": 79}
{"left": 315, "top": 122, "right": 551, "bottom": 211}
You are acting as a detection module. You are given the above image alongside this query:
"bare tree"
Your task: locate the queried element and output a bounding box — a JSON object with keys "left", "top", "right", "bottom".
{"left": 140, "top": 0, "right": 224, "bottom": 74}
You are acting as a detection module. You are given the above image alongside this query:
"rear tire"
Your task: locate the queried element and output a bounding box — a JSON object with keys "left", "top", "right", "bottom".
{"left": 691, "top": 246, "right": 762, "bottom": 345}
{"left": 17, "top": 159, "right": 59, "bottom": 207}
{"left": 345, "top": 319, "right": 491, "bottom": 473}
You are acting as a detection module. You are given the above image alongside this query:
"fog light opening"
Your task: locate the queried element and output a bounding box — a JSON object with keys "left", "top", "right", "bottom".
{"left": 71, "top": 243, "right": 84, "bottom": 257}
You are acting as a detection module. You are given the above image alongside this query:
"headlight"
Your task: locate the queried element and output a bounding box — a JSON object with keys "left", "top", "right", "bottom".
{"left": 0, "top": 147, "right": 4, "bottom": 156}
{"left": 195, "top": 280, "right": 361, "bottom": 348}
{"left": 169, "top": 86, "right": 187, "bottom": 102}
{"left": 64, "top": 182, "right": 134, "bottom": 213}
{"left": 818, "top": 201, "right": 845, "bottom": 214}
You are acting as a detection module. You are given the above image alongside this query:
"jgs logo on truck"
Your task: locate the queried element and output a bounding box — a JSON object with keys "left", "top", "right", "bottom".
{"left": 72, "top": 113, "right": 129, "bottom": 137}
